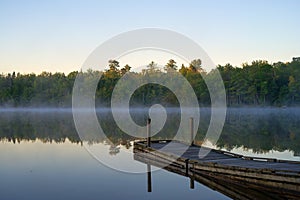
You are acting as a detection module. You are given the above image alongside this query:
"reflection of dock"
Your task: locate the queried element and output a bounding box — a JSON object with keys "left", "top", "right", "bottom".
{"left": 134, "top": 140, "right": 300, "bottom": 200}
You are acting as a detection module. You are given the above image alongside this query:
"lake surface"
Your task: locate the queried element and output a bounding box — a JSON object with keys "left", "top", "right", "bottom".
{"left": 1, "top": 108, "right": 300, "bottom": 200}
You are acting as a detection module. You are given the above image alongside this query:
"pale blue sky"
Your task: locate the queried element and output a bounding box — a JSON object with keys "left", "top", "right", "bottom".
{"left": 0, "top": 0, "right": 299, "bottom": 74}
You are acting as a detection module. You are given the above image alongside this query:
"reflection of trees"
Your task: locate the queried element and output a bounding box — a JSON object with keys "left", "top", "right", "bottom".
{"left": 214, "top": 108, "right": 300, "bottom": 154}
{"left": 109, "top": 145, "right": 120, "bottom": 155}
{"left": 1, "top": 109, "right": 300, "bottom": 155}
{"left": 0, "top": 111, "right": 81, "bottom": 144}
{"left": 0, "top": 111, "right": 141, "bottom": 150}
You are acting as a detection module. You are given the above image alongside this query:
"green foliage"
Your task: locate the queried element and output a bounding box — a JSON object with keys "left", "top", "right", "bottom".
{"left": 1, "top": 58, "right": 300, "bottom": 107}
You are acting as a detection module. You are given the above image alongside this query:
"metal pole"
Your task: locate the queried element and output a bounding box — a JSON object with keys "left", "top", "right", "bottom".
{"left": 190, "top": 117, "right": 194, "bottom": 146}
{"left": 147, "top": 118, "right": 151, "bottom": 147}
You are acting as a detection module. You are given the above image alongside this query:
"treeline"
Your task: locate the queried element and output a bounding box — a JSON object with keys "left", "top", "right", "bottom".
{"left": 218, "top": 57, "right": 300, "bottom": 106}
{"left": 1, "top": 57, "right": 300, "bottom": 107}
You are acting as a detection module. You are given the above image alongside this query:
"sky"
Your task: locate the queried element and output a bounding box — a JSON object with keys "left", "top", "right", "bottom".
{"left": 0, "top": 0, "right": 300, "bottom": 74}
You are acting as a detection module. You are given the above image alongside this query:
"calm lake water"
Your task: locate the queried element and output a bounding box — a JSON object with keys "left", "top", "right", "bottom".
{"left": 1, "top": 108, "right": 300, "bottom": 200}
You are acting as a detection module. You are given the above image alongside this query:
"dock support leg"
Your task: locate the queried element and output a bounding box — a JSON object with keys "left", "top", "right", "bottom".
{"left": 190, "top": 177, "right": 195, "bottom": 189}
{"left": 190, "top": 162, "right": 195, "bottom": 189}
{"left": 185, "top": 159, "right": 189, "bottom": 176}
{"left": 147, "top": 164, "right": 152, "bottom": 192}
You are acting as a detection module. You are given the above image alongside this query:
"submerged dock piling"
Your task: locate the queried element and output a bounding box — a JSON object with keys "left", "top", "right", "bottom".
{"left": 147, "top": 164, "right": 152, "bottom": 192}
{"left": 190, "top": 161, "right": 196, "bottom": 189}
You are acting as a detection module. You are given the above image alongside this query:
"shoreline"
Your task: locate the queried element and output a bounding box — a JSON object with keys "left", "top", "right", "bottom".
{"left": 1, "top": 106, "right": 300, "bottom": 112}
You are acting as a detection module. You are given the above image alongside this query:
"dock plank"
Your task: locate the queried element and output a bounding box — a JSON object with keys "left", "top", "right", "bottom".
{"left": 146, "top": 140, "right": 300, "bottom": 172}
{"left": 134, "top": 140, "right": 300, "bottom": 200}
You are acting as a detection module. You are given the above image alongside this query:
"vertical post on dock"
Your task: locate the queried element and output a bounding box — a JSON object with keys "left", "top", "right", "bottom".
{"left": 185, "top": 159, "right": 189, "bottom": 176}
{"left": 190, "top": 117, "right": 194, "bottom": 146}
{"left": 147, "top": 164, "right": 152, "bottom": 192}
{"left": 147, "top": 118, "right": 151, "bottom": 147}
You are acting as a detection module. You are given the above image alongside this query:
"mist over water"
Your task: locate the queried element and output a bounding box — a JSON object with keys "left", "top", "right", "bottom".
{"left": 0, "top": 107, "right": 300, "bottom": 160}
{"left": 0, "top": 107, "right": 299, "bottom": 200}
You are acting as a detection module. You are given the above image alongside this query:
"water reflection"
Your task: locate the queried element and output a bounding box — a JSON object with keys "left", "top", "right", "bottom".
{"left": 217, "top": 108, "right": 300, "bottom": 158}
{"left": 138, "top": 159, "right": 300, "bottom": 200}
{"left": 0, "top": 108, "right": 300, "bottom": 160}
{"left": 0, "top": 139, "right": 229, "bottom": 200}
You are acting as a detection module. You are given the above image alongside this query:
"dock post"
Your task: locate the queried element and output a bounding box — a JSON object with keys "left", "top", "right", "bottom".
{"left": 147, "top": 164, "right": 152, "bottom": 192}
{"left": 185, "top": 159, "right": 189, "bottom": 176}
{"left": 190, "top": 162, "right": 195, "bottom": 189}
{"left": 190, "top": 117, "right": 194, "bottom": 146}
{"left": 147, "top": 118, "right": 151, "bottom": 147}
{"left": 190, "top": 177, "right": 195, "bottom": 189}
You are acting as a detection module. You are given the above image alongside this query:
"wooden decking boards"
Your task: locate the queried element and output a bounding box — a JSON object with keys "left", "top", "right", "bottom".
{"left": 133, "top": 140, "right": 300, "bottom": 200}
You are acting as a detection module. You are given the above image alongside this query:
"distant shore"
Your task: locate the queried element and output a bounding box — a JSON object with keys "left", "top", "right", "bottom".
{"left": 1, "top": 106, "right": 300, "bottom": 112}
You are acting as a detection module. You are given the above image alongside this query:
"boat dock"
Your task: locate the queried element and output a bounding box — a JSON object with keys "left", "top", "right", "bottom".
{"left": 134, "top": 140, "right": 300, "bottom": 200}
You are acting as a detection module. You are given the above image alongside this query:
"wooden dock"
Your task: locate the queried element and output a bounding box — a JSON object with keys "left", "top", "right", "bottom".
{"left": 134, "top": 140, "right": 300, "bottom": 200}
